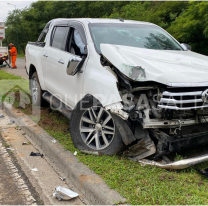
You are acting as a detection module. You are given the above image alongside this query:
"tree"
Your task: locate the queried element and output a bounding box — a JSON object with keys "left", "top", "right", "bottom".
{"left": 167, "top": 1, "right": 208, "bottom": 55}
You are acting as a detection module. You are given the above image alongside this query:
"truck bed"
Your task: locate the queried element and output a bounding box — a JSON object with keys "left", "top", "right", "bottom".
{"left": 27, "top": 41, "right": 45, "bottom": 47}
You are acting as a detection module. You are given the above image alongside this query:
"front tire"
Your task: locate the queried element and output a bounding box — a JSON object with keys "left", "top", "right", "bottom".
{"left": 70, "top": 100, "right": 125, "bottom": 155}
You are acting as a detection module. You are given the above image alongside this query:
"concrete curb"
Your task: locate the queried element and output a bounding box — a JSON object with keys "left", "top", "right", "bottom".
{"left": 2, "top": 102, "right": 126, "bottom": 205}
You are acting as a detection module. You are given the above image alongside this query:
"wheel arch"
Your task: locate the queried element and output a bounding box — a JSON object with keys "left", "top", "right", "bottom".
{"left": 73, "top": 94, "right": 103, "bottom": 111}
{"left": 29, "top": 64, "right": 36, "bottom": 90}
{"left": 28, "top": 64, "right": 45, "bottom": 91}
{"left": 72, "top": 93, "right": 136, "bottom": 146}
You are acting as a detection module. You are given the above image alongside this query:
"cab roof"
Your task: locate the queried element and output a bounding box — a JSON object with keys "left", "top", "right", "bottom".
{"left": 52, "top": 18, "right": 154, "bottom": 26}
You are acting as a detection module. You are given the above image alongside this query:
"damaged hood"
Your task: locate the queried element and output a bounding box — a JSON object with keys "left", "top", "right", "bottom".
{"left": 100, "top": 44, "right": 208, "bottom": 85}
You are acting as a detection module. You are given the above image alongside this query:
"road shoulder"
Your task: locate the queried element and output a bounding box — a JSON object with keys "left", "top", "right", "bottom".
{"left": 2, "top": 102, "right": 126, "bottom": 205}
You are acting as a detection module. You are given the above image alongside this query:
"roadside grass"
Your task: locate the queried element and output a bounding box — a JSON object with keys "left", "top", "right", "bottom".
{"left": 1, "top": 72, "right": 208, "bottom": 204}
{"left": 17, "top": 53, "right": 25, "bottom": 59}
{"left": 0, "top": 70, "right": 22, "bottom": 80}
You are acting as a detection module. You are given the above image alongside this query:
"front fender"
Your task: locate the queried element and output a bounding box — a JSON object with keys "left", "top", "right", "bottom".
{"left": 83, "top": 51, "right": 122, "bottom": 107}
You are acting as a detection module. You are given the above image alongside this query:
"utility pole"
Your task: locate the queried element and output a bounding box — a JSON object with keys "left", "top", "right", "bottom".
{"left": 7, "top": 3, "right": 19, "bottom": 53}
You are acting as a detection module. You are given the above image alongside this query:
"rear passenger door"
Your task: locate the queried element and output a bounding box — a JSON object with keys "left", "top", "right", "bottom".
{"left": 42, "top": 25, "right": 69, "bottom": 95}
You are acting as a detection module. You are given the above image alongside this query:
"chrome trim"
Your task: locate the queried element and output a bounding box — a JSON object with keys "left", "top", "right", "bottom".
{"left": 167, "top": 82, "right": 208, "bottom": 87}
{"left": 160, "top": 98, "right": 203, "bottom": 104}
{"left": 138, "top": 154, "right": 208, "bottom": 170}
{"left": 158, "top": 104, "right": 208, "bottom": 110}
{"left": 159, "top": 89, "right": 207, "bottom": 110}
{"left": 163, "top": 91, "right": 202, "bottom": 96}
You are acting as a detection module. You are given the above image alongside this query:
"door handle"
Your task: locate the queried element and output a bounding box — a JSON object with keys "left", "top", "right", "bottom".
{"left": 58, "top": 59, "right": 65, "bottom": 64}
{"left": 43, "top": 53, "right": 48, "bottom": 57}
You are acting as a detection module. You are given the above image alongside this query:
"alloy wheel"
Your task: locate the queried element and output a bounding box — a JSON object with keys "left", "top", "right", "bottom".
{"left": 79, "top": 106, "right": 115, "bottom": 150}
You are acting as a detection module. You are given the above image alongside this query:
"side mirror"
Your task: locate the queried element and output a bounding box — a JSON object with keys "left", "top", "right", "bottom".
{"left": 66, "top": 55, "right": 87, "bottom": 76}
{"left": 181, "top": 43, "right": 192, "bottom": 51}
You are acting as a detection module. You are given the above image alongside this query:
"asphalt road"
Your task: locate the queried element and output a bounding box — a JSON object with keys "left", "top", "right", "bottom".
{"left": 0, "top": 138, "right": 39, "bottom": 205}
{"left": 1, "top": 58, "right": 28, "bottom": 79}
{"left": 0, "top": 150, "right": 26, "bottom": 205}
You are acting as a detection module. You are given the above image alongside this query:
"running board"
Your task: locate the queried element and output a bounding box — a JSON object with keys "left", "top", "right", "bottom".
{"left": 42, "top": 92, "right": 72, "bottom": 120}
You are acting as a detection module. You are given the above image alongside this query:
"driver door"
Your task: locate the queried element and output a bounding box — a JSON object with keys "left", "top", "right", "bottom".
{"left": 56, "top": 24, "right": 87, "bottom": 108}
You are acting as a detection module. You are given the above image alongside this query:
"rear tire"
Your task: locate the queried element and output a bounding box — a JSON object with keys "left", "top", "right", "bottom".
{"left": 70, "top": 100, "right": 125, "bottom": 155}
{"left": 30, "top": 72, "right": 48, "bottom": 107}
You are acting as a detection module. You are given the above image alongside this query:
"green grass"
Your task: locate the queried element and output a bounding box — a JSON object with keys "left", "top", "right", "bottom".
{"left": 1, "top": 71, "right": 208, "bottom": 205}
{"left": 0, "top": 71, "right": 29, "bottom": 105}
{"left": 0, "top": 70, "right": 22, "bottom": 80}
{"left": 17, "top": 53, "right": 25, "bottom": 59}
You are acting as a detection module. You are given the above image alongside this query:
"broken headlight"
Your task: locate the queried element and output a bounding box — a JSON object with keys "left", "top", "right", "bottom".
{"left": 121, "top": 64, "right": 146, "bottom": 81}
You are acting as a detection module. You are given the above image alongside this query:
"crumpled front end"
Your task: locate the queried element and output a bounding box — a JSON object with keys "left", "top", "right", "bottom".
{"left": 100, "top": 48, "right": 208, "bottom": 169}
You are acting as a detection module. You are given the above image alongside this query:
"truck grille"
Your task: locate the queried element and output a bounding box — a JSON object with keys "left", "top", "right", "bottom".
{"left": 158, "top": 87, "right": 208, "bottom": 110}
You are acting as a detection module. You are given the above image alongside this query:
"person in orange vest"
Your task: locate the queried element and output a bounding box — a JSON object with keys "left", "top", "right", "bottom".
{"left": 9, "top": 43, "right": 17, "bottom": 69}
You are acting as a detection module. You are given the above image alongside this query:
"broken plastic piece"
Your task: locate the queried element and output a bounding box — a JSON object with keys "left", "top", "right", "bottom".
{"left": 31, "top": 168, "right": 38, "bottom": 171}
{"left": 30, "top": 152, "right": 43, "bottom": 158}
{"left": 59, "top": 177, "right": 66, "bottom": 181}
{"left": 54, "top": 186, "right": 78, "bottom": 201}
{"left": 74, "top": 151, "right": 77, "bottom": 156}
{"left": 53, "top": 192, "right": 63, "bottom": 201}
{"left": 51, "top": 139, "right": 56, "bottom": 143}
{"left": 7, "top": 148, "right": 15, "bottom": 151}
{"left": 22, "top": 141, "right": 30, "bottom": 145}
{"left": 197, "top": 168, "right": 208, "bottom": 178}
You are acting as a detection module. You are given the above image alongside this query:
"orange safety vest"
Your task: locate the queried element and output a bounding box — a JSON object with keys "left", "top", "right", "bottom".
{"left": 10, "top": 47, "right": 17, "bottom": 56}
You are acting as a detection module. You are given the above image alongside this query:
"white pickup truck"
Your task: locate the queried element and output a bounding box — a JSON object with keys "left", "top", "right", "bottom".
{"left": 26, "top": 18, "right": 208, "bottom": 169}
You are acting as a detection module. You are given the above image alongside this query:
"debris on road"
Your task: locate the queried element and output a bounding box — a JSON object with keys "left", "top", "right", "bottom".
{"left": 31, "top": 168, "right": 38, "bottom": 172}
{"left": 197, "top": 168, "right": 208, "bottom": 178}
{"left": 22, "top": 142, "right": 30, "bottom": 145}
{"left": 30, "top": 152, "right": 43, "bottom": 158}
{"left": 51, "top": 139, "right": 56, "bottom": 144}
{"left": 10, "top": 119, "right": 15, "bottom": 123}
{"left": 59, "top": 177, "right": 65, "bottom": 181}
{"left": 53, "top": 186, "right": 78, "bottom": 201}
{"left": 74, "top": 151, "right": 77, "bottom": 156}
{"left": 7, "top": 148, "right": 15, "bottom": 151}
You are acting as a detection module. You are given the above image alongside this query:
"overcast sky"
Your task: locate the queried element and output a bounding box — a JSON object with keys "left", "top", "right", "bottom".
{"left": 0, "top": 1, "right": 37, "bottom": 22}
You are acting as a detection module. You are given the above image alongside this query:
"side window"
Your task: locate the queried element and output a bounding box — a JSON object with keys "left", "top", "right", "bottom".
{"left": 65, "top": 27, "right": 86, "bottom": 56}
{"left": 51, "top": 26, "right": 68, "bottom": 50}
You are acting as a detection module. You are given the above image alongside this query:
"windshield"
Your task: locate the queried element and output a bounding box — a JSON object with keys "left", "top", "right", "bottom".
{"left": 89, "top": 23, "right": 183, "bottom": 53}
